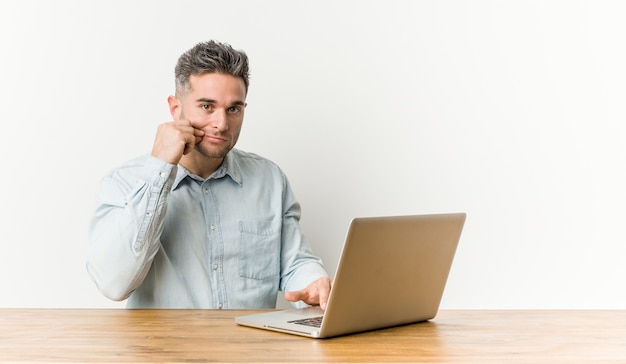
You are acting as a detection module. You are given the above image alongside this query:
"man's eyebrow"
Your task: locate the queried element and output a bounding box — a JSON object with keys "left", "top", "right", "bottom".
{"left": 195, "top": 98, "right": 245, "bottom": 106}
{"left": 195, "top": 98, "right": 216, "bottom": 104}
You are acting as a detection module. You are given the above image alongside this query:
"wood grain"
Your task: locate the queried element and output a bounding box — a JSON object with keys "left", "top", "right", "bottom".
{"left": 0, "top": 309, "right": 625, "bottom": 363}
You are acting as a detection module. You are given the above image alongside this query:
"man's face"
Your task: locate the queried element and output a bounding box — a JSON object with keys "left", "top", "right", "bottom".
{"left": 174, "top": 73, "right": 247, "bottom": 159}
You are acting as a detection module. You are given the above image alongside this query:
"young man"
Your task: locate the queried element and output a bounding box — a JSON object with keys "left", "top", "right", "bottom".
{"left": 87, "top": 40, "right": 331, "bottom": 309}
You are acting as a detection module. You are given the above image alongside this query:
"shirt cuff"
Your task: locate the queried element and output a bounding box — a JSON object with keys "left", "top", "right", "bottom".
{"left": 142, "top": 156, "right": 177, "bottom": 190}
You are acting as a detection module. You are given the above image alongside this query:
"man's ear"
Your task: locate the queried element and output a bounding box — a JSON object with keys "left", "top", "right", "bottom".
{"left": 167, "top": 95, "right": 181, "bottom": 120}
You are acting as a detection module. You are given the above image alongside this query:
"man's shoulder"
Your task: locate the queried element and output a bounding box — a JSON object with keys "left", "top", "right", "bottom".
{"left": 229, "top": 149, "right": 281, "bottom": 169}
{"left": 227, "top": 149, "right": 290, "bottom": 183}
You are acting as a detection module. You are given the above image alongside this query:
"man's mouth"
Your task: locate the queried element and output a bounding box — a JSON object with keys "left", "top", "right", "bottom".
{"left": 204, "top": 134, "right": 228, "bottom": 143}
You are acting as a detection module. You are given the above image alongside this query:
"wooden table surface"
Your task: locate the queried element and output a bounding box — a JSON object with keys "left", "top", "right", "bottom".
{"left": 1, "top": 309, "right": 625, "bottom": 363}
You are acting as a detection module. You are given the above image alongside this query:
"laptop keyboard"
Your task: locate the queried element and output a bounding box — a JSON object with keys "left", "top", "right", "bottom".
{"left": 288, "top": 316, "right": 324, "bottom": 328}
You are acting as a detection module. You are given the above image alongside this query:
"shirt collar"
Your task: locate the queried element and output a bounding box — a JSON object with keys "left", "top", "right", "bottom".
{"left": 172, "top": 150, "right": 243, "bottom": 189}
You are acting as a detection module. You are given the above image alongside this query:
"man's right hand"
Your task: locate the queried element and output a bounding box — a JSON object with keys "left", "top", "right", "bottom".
{"left": 151, "top": 120, "right": 205, "bottom": 165}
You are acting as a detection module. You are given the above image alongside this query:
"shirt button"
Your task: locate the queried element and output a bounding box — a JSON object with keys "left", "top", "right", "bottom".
{"left": 160, "top": 172, "right": 167, "bottom": 177}
{"left": 218, "top": 303, "right": 223, "bottom": 309}
{"left": 213, "top": 264, "right": 218, "bottom": 270}
{"left": 211, "top": 225, "right": 215, "bottom": 231}
{"left": 204, "top": 188, "right": 209, "bottom": 194}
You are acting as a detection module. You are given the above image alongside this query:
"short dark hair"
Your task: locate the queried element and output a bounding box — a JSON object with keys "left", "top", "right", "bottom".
{"left": 175, "top": 40, "right": 250, "bottom": 96}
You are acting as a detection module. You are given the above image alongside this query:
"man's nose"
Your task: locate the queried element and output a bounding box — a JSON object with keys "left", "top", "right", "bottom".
{"left": 209, "top": 109, "right": 229, "bottom": 131}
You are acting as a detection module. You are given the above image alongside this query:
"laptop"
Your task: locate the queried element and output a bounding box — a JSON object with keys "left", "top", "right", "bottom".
{"left": 235, "top": 212, "right": 466, "bottom": 338}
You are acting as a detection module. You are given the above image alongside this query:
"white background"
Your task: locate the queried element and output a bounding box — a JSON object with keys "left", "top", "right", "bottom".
{"left": 1, "top": 0, "right": 624, "bottom": 309}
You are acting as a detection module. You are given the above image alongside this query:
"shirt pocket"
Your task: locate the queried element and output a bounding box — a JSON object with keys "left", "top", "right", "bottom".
{"left": 238, "top": 219, "right": 281, "bottom": 280}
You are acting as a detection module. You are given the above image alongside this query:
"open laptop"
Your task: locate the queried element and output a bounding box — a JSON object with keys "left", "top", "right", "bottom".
{"left": 235, "top": 212, "right": 466, "bottom": 338}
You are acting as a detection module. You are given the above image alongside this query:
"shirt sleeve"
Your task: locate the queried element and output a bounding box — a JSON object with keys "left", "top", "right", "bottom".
{"left": 278, "top": 172, "right": 329, "bottom": 301}
{"left": 86, "top": 156, "right": 177, "bottom": 301}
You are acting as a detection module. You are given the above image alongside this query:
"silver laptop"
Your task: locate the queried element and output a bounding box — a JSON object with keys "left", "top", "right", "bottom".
{"left": 235, "top": 212, "right": 466, "bottom": 338}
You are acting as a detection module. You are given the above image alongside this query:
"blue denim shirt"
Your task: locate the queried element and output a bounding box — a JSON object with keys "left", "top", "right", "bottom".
{"left": 87, "top": 149, "right": 328, "bottom": 308}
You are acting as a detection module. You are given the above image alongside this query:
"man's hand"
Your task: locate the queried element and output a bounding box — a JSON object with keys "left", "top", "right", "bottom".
{"left": 284, "top": 277, "right": 332, "bottom": 310}
{"left": 151, "top": 120, "right": 205, "bottom": 165}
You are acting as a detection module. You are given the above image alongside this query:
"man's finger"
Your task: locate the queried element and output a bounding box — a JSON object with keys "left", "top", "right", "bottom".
{"left": 193, "top": 128, "right": 205, "bottom": 145}
{"left": 317, "top": 277, "right": 331, "bottom": 310}
{"left": 182, "top": 133, "right": 198, "bottom": 155}
{"left": 283, "top": 290, "right": 304, "bottom": 303}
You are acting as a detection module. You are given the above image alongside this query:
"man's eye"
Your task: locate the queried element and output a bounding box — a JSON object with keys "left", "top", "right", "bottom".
{"left": 228, "top": 106, "right": 241, "bottom": 113}
{"left": 201, "top": 104, "right": 213, "bottom": 111}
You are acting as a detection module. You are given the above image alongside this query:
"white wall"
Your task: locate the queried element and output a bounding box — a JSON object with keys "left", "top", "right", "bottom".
{"left": 1, "top": 0, "right": 624, "bottom": 309}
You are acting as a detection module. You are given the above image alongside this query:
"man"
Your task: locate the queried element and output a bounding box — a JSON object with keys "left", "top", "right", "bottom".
{"left": 87, "top": 40, "right": 331, "bottom": 309}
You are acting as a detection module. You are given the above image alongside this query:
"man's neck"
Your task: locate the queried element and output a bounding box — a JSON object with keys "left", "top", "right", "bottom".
{"left": 179, "top": 152, "right": 225, "bottom": 180}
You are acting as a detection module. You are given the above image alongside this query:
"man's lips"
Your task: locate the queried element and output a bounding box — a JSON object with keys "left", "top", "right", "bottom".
{"left": 204, "top": 134, "right": 228, "bottom": 143}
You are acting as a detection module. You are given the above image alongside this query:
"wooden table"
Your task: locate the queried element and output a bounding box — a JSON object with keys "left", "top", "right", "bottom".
{"left": 1, "top": 309, "right": 625, "bottom": 363}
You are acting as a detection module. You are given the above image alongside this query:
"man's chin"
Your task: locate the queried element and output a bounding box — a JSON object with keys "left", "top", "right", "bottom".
{"left": 195, "top": 145, "right": 232, "bottom": 159}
